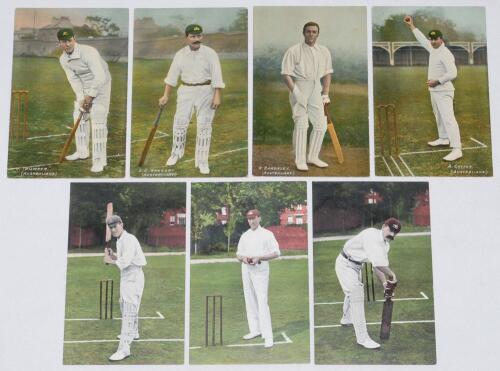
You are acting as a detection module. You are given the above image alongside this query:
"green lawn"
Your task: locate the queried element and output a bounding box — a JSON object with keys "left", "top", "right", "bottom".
{"left": 131, "top": 58, "right": 248, "bottom": 177}
{"left": 314, "top": 236, "right": 436, "bottom": 364}
{"left": 8, "top": 57, "right": 127, "bottom": 178}
{"left": 374, "top": 66, "right": 492, "bottom": 176}
{"left": 63, "top": 255, "right": 185, "bottom": 365}
{"left": 189, "top": 258, "right": 310, "bottom": 364}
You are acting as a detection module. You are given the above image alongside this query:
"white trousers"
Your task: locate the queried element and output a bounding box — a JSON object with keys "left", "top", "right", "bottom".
{"left": 118, "top": 266, "right": 144, "bottom": 352}
{"left": 241, "top": 263, "right": 273, "bottom": 341}
{"left": 288, "top": 80, "right": 327, "bottom": 164}
{"left": 335, "top": 254, "right": 371, "bottom": 344}
{"left": 171, "top": 85, "right": 215, "bottom": 167}
{"left": 430, "top": 90, "right": 461, "bottom": 149}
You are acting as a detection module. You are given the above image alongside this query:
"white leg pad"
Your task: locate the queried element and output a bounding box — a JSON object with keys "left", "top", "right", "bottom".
{"left": 307, "top": 128, "right": 326, "bottom": 161}
{"left": 195, "top": 120, "right": 212, "bottom": 168}
{"left": 294, "top": 126, "right": 308, "bottom": 166}
{"left": 117, "top": 301, "right": 138, "bottom": 353}
{"left": 91, "top": 121, "right": 108, "bottom": 168}
{"left": 171, "top": 116, "right": 189, "bottom": 159}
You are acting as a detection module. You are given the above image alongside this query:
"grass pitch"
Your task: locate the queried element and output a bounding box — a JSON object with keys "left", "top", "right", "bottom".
{"left": 8, "top": 57, "right": 127, "bottom": 178}
{"left": 314, "top": 235, "right": 436, "bottom": 364}
{"left": 63, "top": 254, "right": 185, "bottom": 365}
{"left": 374, "top": 66, "right": 492, "bottom": 176}
{"left": 131, "top": 58, "right": 248, "bottom": 177}
{"left": 189, "top": 258, "right": 310, "bottom": 364}
{"left": 253, "top": 81, "right": 369, "bottom": 176}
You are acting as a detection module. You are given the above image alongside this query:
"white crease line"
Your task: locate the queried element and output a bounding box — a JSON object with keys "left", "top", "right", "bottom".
{"left": 7, "top": 154, "right": 125, "bottom": 171}
{"left": 390, "top": 155, "right": 405, "bottom": 176}
{"left": 27, "top": 133, "right": 67, "bottom": 140}
{"left": 315, "top": 291, "right": 429, "bottom": 305}
{"left": 399, "top": 154, "right": 415, "bottom": 176}
{"left": 66, "top": 311, "right": 165, "bottom": 321}
{"left": 182, "top": 147, "right": 247, "bottom": 163}
{"left": 381, "top": 156, "right": 394, "bottom": 176}
{"left": 191, "top": 255, "right": 307, "bottom": 264}
{"left": 68, "top": 252, "right": 185, "bottom": 258}
{"left": 65, "top": 338, "right": 184, "bottom": 344}
{"left": 315, "top": 319, "right": 435, "bottom": 329}
{"left": 314, "top": 232, "right": 431, "bottom": 242}
{"left": 131, "top": 130, "right": 170, "bottom": 143}
{"left": 190, "top": 332, "right": 292, "bottom": 349}
{"left": 469, "top": 137, "right": 487, "bottom": 147}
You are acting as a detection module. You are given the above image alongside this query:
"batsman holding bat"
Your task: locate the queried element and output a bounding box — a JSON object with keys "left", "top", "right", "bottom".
{"left": 335, "top": 218, "right": 401, "bottom": 349}
{"left": 281, "top": 21, "right": 333, "bottom": 171}
{"left": 103, "top": 215, "right": 147, "bottom": 361}
{"left": 158, "top": 24, "right": 224, "bottom": 175}
{"left": 58, "top": 28, "right": 112, "bottom": 173}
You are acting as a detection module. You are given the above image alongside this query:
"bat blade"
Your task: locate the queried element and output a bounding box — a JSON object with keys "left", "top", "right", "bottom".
{"left": 380, "top": 298, "right": 394, "bottom": 340}
{"left": 58, "top": 111, "right": 84, "bottom": 163}
{"left": 324, "top": 106, "right": 345, "bottom": 164}
{"left": 138, "top": 106, "right": 164, "bottom": 167}
{"left": 105, "top": 202, "right": 113, "bottom": 243}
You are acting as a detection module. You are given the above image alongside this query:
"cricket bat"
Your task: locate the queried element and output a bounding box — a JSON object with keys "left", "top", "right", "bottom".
{"left": 58, "top": 110, "right": 84, "bottom": 163}
{"left": 324, "top": 104, "right": 345, "bottom": 164}
{"left": 104, "top": 202, "right": 113, "bottom": 264}
{"left": 138, "top": 106, "right": 165, "bottom": 167}
{"left": 380, "top": 297, "right": 394, "bottom": 340}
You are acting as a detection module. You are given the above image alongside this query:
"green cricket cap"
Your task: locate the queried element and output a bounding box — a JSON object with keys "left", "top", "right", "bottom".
{"left": 57, "top": 28, "right": 74, "bottom": 41}
{"left": 428, "top": 29, "right": 443, "bottom": 40}
{"left": 185, "top": 24, "right": 203, "bottom": 36}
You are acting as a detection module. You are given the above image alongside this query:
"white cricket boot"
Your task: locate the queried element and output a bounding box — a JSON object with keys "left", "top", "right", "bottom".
{"left": 427, "top": 138, "right": 450, "bottom": 147}
{"left": 166, "top": 154, "right": 179, "bottom": 166}
{"left": 357, "top": 338, "right": 380, "bottom": 349}
{"left": 443, "top": 149, "right": 463, "bottom": 161}
{"left": 243, "top": 332, "right": 261, "bottom": 340}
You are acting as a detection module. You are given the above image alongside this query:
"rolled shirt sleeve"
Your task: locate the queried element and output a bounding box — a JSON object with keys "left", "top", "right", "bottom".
{"left": 320, "top": 46, "right": 334, "bottom": 77}
{"left": 164, "top": 52, "right": 182, "bottom": 87}
{"left": 209, "top": 49, "right": 225, "bottom": 88}
{"left": 281, "top": 46, "right": 296, "bottom": 76}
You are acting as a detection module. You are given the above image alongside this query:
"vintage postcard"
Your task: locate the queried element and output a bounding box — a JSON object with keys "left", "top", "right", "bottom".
{"left": 253, "top": 7, "right": 369, "bottom": 176}
{"left": 373, "top": 7, "right": 492, "bottom": 176}
{"left": 131, "top": 8, "right": 248, "bottom": 177}
{"left": 189, "top": 182, "right": 309, "bottom": 363}
{"left": 8, "top": 8, "right": 128, "bottom": 178}
{"left": 313, "top": 182, "right": 436, "bottom": 364}
{"left": 63, "top": 183, "right": 186, "bottom": 364}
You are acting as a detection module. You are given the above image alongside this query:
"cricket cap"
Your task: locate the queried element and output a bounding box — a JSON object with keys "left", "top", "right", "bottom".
{"left": 185, "top": 24, "right": 203, "bottom": 36}
{"left": 384, "top": 218, "right": 402, "bottom": 234}
{"left": 57, "top": 28, "right": 75, "bottom": 41}
{"left": 246, "top": 209, "right": 261, "bottom": 219}
{"left": 106, "top": 215, "right": 123, "bottom": 226}
{"left": 428, "top": 29, "right": 443, "bottom": 40}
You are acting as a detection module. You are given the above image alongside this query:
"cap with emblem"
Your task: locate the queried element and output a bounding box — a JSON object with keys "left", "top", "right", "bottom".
{"left": 57, "top": 28, "right": 75, "bottom": 41}
{"left": 106, "top": 215, "right": 123, "bottom": 226}
{"left": 246, "top": 209, "right": 261, "bottom": 219}
{"left": 428, "top": 29, "right": 443, "bottom": 40}
{"left": 384, "top": 217, "right": 401, "bottom": 234}
{"left": 185, "top": 24, "right": 203, "bottom": 36}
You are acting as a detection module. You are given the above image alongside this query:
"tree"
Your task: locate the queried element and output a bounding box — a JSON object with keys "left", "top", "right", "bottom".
{"left": 85, "top": 16, "right": 121, "bottom": 37}
{"left": 373, "top": 10, "right": 480, "bottom": 42}
{"left": 227, "top": 9, "right": 247, "bottom": 32}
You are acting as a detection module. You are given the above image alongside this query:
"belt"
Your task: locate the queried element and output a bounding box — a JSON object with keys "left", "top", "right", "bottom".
{"left": 181, "top": 79, "right": 211, "bottom": 86}
{"left": 340, "top": 250, "right": 362, "bottom": 265}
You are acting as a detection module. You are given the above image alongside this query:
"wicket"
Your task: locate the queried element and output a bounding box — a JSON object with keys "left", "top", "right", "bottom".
{"left": 362, "top": 263, "right": 376, "bottom": 302}
{"left": 99, "top": 279, "right": 114, "bottom": 320}
{"left": 205, "top": 295, "right": 223, "bottom": 346}
{"left": 377, "top": 104, "right": 399, "bottom": 157}
{"left": 10, "top": 90, "right": 29, "bottom": 141}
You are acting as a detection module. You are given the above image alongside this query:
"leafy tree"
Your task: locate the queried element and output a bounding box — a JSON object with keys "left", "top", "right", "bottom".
{"left": 228, "top": 9, "right": 248, "bottom": 32}
{"left": 85, "top": 16, "right": 121, "bottom": 37}
{"left": 373, "top": 10, "right": 480, "bottom": 42}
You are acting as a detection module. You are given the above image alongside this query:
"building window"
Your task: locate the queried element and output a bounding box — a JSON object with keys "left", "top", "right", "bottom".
{"left": 297, "top": 204, "right": 303, "bottom": 210}
{"left": 178, "top": 214, "right": 186, "bottom": 225}
{"left": 296, "top": 216, "right": 303, "bottom": 225}
{"left": 287, "top": 215, "right": 294, "bottom": 224}
{"left": 170, "top": 216, "right": 176, "bottom": 225}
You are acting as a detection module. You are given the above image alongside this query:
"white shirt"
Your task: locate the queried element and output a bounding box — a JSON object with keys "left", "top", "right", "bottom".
{"left": 281, "top": 42, "right": 333, "bottom": 81}
{"left": 164, "top": 45, "right": 225, "bottom": 89}
{"left": 115, "top": 230, "right": 147, "bottom": 271}
{"left": 237, "top": 225, "right": 280, "bottom": 263}
{"left": 343, "top": 228, "right": 390, "bottom": 267}
{"left": 412, "top": 28, "right": 457, "bottom": 92}
{"left": 59, "top": 43, "right": 111, "bottom": 98}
